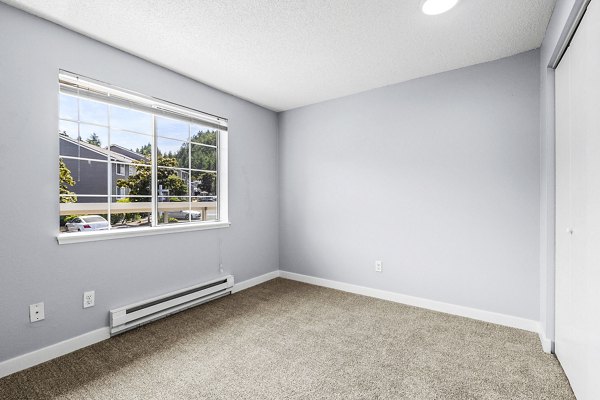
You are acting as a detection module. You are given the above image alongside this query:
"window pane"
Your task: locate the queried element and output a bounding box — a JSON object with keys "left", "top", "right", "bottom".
{"left": 59, "top": 196, "right": 109, "bottom": 233}
{"left": 59, "top": 119, "right": 78, "bottom": 139}
{"left": 156, "top": 116, "right": 189, "bottom": 141}
{"left": 158, "top": 197, "right": 191, "bottom": 225}
{"left": 157, "top": 167, "right": 190, "bottom": 225}
{"left": 60, "top": 134, "right": 108, "bottom": 161}
{"left": 79, "top": 98, "right": 108, "bottom": 126}
{"left": 110, "top": 196, "right": 152, "bottom": 229}
{"left": 59, "top": 93, "right": 78, "bottom": 120}
{"left": 191, "top": 197, "right": 217, "bottom": 221}
{"left": 157, "top": 167, "right": 189, "bottom": 199}
{"left": 109, "top": 105, "right": 152, "bottom": 134}
{"left": 113, "top": 164, "right": 151, "bottom": 196}
{"left": 115, "top": 163, "right": 126, "bottom": 177}
{"left": 59, "top": 158, "right": 108, "bottom": 196}
{"left": 79, "top": 124, "right": 108, "bottom": 150}
{"left": 110, "top": 130, "right": 152, "bottom": 161}
{"left": 190, "top": 171, "right": 217, "bottom": 197}
{"left": 190, "top": 144, "right": 217, "bottom": 171}
{"left": 190, "top": 124, "right": 218, "bottom": 146}
{"left": 157, "top": 137, "right": 187, "bottom": 168}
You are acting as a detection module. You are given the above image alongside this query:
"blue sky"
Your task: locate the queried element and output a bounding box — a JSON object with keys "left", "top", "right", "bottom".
{"left": 59, "top": 93, "right": 203, "bottom": 155}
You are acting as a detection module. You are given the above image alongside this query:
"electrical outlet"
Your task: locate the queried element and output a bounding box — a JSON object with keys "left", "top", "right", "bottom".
{"left": 29, "top": 302, "right": 45, "bottom": 322}
{"left": 83, "top": 291, "right": 95, "bottom": 308}
{"left": 375, "top": 260, "right": 383, "bottom": 272}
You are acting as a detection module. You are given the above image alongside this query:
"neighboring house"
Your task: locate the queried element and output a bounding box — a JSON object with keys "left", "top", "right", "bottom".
{"left": 110, "top": 144, "right": 147, "bottom": 161}
{"left": 59, "top": 135, "right": 142, "bottom": 202}
{"left": 111, "top": 142, "right": 192, "bottom": 196}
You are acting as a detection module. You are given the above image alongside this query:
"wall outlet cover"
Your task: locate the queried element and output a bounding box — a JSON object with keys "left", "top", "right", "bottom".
{"left": 29, "top": 302, "right": 45, "bottom": 322}
{"left": 375, "top": 260, "right": 383, "bottom": 272}
{"left": 83, "top": 291, "right": 95, "bottom": 308}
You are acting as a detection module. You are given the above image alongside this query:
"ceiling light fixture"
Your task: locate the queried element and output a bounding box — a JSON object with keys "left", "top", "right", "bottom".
{"left": 421, "top": 0, "right": 459, "bottom": 15}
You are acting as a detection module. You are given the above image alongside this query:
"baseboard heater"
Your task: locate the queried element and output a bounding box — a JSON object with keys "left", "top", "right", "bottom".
{"left": 110, "top": 275, "right": 234, "bottom": 335}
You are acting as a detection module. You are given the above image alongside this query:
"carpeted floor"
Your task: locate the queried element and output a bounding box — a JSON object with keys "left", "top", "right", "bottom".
{"left": 0, "top": 278, "right": 574, "bottom": 399}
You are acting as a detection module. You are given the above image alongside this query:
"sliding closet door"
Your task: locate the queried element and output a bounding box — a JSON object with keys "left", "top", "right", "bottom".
{"left": 555, "top": 1, "right": 600, "bottom": 399}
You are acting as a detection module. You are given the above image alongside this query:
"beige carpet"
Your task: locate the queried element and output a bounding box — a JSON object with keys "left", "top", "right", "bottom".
{"left": 0, "top": 278, "right": 574, "bottom": 399}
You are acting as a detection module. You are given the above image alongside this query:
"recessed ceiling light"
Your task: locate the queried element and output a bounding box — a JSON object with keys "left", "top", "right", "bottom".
{"left": 421, "top": 0, "right": 459, "bottom": 15}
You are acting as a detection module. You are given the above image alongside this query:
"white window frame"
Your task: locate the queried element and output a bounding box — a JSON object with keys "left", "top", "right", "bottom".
{"left": 115, "top": 163, "right": 126, "bottom": 176}
{"left": 116, "top": 186, "right": 127, "bottom": 199}
{"left": 57, "top": 71, "right": 230, "bottom": 245}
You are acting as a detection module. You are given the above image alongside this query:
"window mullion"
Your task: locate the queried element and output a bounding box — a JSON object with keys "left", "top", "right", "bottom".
{"left": 216, "top": 128, "right": 220, "bottom": 221}
{"left": 107, "top": 104, "right": 112, "bottom": 229}
{"left": 188, "top": 120, "right": 192, "bottom": 222}
{"left": 152, "top": 115, "right": 158, "bottom": 227}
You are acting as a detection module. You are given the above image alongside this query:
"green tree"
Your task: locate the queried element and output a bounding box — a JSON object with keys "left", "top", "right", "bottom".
{"left": 173, "top": 130, "right": 217, "bottom": 170}
{"left": 116, "top": 156, "right": 188, "bottom": 223}
{"left": 192, "top": 172, "right": 216, "bottom": 196}
{"left": 172, "top": 129, "right": 218, "bottom": 196}
{"left": 192, "top": 130, "right": 217, "bottom": 146}
{"left": 135, "top": 142, "right": 152, "bottom": 157}
{"left": 59, "top": 159, "right": 77, "bottom": 227}
{"left": 86, "top": 132, "right": 101, "bottom": 147}
{"left": 116, "top": 156, "right": 188, "bottom": 198}
{"left": 59, "top": 158, "right": 77, "bottom": 203}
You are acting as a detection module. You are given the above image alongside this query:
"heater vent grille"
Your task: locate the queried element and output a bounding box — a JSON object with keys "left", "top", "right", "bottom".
{"left": 110, "top": 275, "right": 234, "bottom": 335}
{"left": 126, "top": 278, "right": 229, "bottom": 314}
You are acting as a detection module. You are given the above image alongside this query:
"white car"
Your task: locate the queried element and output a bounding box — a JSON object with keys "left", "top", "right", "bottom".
{"left": 65, "top": 215, "right": 109, "bottom": 232}
{"left": 168, "top": 210, "right": 201, "bottom": 220}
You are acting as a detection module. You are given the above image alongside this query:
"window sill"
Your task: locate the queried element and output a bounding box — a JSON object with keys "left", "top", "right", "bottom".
{"left": 56, "top": 221, "right": 231, "bottom": 245}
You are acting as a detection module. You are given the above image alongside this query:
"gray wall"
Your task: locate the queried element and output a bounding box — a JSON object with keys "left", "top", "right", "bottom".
{"left": 538, "top": 0, "right": 583, "bottom": 345}
{"left": 279, "top": 50, "right": 541, "bottom": 320}
{"left": 0, "top": 3, "right": 279, "bottom": 362}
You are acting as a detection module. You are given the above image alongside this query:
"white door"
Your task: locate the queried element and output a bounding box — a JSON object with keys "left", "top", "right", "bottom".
{"left": 555, "top": 1, "right": 600, "bottom": 399}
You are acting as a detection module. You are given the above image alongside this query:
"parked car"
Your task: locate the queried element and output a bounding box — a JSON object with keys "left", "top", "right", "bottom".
{"left": 168, "top": 210, "right": 201, "bottom": 220}
{"left": 65, "top": 215, "right": 109, "bottom": 232}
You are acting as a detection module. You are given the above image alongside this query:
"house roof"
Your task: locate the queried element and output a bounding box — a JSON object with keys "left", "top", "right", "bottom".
{"left": 60, "top": 135, "right": 143, "bottom": 164}
{"left": 110, "top": 144, "right": 147, "bottom": 161}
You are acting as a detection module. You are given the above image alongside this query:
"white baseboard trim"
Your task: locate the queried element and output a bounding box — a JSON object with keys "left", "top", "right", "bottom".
{"left": 0, "top": 270, "right": 547, "bottom": 379}
{"left": 538, "top": 331, "right": 554, "bottom": 353}
{"left": 232, "top": 270, "right": 280, "bottom": 293}
{"left": 280, "top": 271, "right": 539, "bottom": 333}
{"left": 0, "top": 271, "right": 281, "bottom": 379}
{"left": 0, "top": 327, "right": 110, "bottom": 379}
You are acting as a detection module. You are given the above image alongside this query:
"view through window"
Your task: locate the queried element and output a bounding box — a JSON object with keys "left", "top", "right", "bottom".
{"left": 58, "top": 72, "right": 227, "bottom": 234}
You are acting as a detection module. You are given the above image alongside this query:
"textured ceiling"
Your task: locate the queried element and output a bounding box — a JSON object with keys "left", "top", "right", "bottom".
{"left": 3, "top": 0, "right": 556, "bottom": 111}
